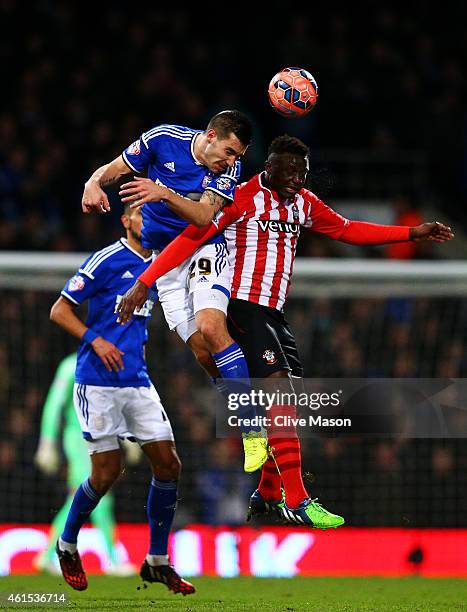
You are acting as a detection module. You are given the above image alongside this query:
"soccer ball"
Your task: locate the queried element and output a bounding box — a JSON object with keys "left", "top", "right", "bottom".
{"left": 268, "top": 67, "right": 318, "bottom": 118}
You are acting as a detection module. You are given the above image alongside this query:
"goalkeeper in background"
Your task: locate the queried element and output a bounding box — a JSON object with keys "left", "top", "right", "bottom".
{"left": 34, "top": 352, "right": 137, "bottom": 576}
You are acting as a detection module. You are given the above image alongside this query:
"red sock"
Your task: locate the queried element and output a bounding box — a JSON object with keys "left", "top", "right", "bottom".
{"left": 258, "top": 456, "right": 282, "bottom": 502}
{"left": 267, "top": 405, "right": 309, "bottom": 509}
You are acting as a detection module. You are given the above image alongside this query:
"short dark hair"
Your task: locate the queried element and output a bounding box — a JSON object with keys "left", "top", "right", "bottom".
{"left": 207, "top": 110, "right": 253, "bottom": 146}
{"left": 267, "top": 135, "right": 310, "bottom": 158}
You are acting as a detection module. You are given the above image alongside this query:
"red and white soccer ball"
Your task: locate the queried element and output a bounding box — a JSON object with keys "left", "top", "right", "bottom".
{"left": 268, "top": 67, "right": 318, "bottom": 118}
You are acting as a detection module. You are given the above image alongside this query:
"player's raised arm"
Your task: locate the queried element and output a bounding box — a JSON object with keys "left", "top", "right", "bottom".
{"left": 82, "top": 156, "right": 132, "bottom": 214}
{"left": 50, "top": 296, "right": 124, "bottom": 372}
{"left": 118, "top": 177, "right": 229, "bottom": 227}
{"left": 308, "top": 195, "right": 454, "bottom": 245}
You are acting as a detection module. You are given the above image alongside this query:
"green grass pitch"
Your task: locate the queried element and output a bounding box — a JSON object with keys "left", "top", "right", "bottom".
{"left": 1, "top": 575, "right": 466, "bottom": 611}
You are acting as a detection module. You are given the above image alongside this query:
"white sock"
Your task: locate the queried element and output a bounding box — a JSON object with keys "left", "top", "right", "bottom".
{"left": 59, "top": 537, "right": 77, "bottom": 554}
{"left": 146, "top": 554, "right": 169, "bottom": 566}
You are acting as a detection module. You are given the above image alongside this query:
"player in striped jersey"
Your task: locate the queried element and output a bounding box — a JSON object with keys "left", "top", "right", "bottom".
{"left": 81, "top": 111, "right": 269, "bottom": 473}
{"left": 117, "top": 135, "right": 454, "bottom": 528}
{"left": 49, "top": 205, "right": 194, "bottom": 595}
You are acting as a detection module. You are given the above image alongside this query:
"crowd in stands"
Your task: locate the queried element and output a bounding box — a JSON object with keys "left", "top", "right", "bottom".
{"left": 1, "top": 3, "right": 466, "bottom": 251}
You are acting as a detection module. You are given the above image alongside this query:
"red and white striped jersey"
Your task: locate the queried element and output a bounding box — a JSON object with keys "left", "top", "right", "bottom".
{"left": 214, "top": 172, "right": 350, "bottom": 310}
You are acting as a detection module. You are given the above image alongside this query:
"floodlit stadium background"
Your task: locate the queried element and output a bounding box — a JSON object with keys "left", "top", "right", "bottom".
{"left": 0, "top": 4, "right": 466, "bottom": 576}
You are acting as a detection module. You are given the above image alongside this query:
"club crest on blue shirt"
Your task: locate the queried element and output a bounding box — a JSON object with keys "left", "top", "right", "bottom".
{"left": 128, "top": 140, "right": 141, "bottom": 155}
{"left": 216, "top": 177, "right": 232, "bottom": 191}
{"left": 69, "top": 275, "right": 86, "bottom": 291}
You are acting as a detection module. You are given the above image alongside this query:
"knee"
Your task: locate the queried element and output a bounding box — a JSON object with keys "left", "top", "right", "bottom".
{"left": 197, "top": 318, "right": 217, "bottom": 344}
{"left": 198, "top": 321, "right": 230, "bottom": 353}
{"left": 153, "top": 454, "right": 182, "bottom": 481}
{"left": 196, "top": 313, "right": 230, "bottom": 353}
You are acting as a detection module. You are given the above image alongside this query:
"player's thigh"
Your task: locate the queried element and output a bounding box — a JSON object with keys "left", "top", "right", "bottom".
{"left": 189, "top": 242, "right": 231, "bottom": 318}
{"left": 227, "top": 299, "right": 291, "bottom": 377}
{"left": 73, "top": 384, "right": 124, "bottom": 454}
{"left": 122, "top": 385, "right": 175, "bottom": 444}
{"left": 175, "top": 242, "right": 231, "bottom": 344}
{"left": 156, "top": 258, "right": 192, "bottom": 333}
{"left": 274, "top": 314, "right": 304, "bottom": 378}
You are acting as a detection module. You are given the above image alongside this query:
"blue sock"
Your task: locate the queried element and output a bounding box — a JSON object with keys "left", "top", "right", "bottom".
{"left": 213, "top": 342, "right": 261, "bottom": 433}
{"left": 147, "top": 477, "right": 178, "bottom": 555}
{"left": 61, "top": 478, "right": 101, "bottom": 544}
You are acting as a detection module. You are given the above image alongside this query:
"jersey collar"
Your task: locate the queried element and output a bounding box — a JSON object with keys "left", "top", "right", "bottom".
{"left": 120, "top": 238, "right": 153, "bottom": 262}
{"left": 190, "top": 132, "right": 204, "bottom": 166}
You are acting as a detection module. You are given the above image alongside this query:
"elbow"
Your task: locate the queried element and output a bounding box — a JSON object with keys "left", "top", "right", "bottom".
{"left": 49, "top": 302, "right": 59, "bottom": 324}
{"left": 50, "top": 299, "right": 64, "bottom": 324}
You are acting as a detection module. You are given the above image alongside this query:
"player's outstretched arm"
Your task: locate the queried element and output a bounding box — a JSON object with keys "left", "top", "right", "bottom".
{"left": 82, "top": 156, "right": 132, "bottom": 214}
{"left": 338, "top": 220, "right": 454, "bottom": 245}
{"left": 50, "top": 296, "right": 125, "bottom": 372}
{"left": 309, "top": 197, "right": 454, "bottom": 246}
{"left": 117, "top": 224, "right": 218, "bottom": 325}
{"left": 119, "top": 177, "right": 226, "bottom": 227}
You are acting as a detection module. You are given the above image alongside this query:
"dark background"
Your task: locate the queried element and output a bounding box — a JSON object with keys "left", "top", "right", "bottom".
{"left": 0, "top": 2, "right": 466, "bottom": 528}
{"left": 1, "top": 2, "right": 466, "bottom": 252}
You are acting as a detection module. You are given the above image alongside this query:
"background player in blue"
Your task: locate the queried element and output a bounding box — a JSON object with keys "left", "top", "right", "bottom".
{"left": 81, "top": 111, "right": 268, "bottom": 473}
{"left": 49, "top": 204, "right": 195, "bottom": 596}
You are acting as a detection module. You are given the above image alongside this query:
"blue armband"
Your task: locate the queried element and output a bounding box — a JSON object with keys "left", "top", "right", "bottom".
{"left": 82, "top": 329, "right": 99, "bottom": 344}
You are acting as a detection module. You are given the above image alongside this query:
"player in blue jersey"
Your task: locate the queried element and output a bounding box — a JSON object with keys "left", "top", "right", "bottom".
{"left": 81, "top": 110, "right": 268, "bottom": 473}
{"left": 49, "top": 204, "right": 195, "bottom": 596}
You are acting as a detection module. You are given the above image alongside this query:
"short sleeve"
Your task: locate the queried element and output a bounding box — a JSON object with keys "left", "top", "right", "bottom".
{"left": 205, "top": 160, "right": 241, "bottom": 202}
{"left": 61, "top": 256, "right": 108, "bottom": 305}
{"left": 122, "top": 130, "right": 156, "bottom": 173}
{"left": 303, "top": 191, "right": 349, "bottom": 238}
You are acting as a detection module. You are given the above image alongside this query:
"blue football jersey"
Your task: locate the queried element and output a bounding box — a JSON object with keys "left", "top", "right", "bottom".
{"left": 122, "top": 124, "right": 241, "bottom": 250}
{"left": 61, "top": 239, "right": 157, "bottom": 387}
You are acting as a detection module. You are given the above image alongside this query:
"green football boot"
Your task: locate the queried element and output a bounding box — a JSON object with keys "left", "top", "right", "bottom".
{"left": 278, "top": 497, "right": 345, "bottom": 529}
{"left": 242, "top": 431, "right": 269, "bottom": 473}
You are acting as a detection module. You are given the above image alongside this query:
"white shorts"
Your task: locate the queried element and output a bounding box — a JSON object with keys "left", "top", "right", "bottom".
{"left": 156, "top": 241, "right": 231, "bottom": 343}
{"left": 73, "top": 383, "right": 174, "bottom": 454}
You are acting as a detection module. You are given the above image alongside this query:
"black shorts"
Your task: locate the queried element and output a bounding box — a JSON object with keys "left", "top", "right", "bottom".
{"left": 227, "top": 298, "right": 303, "bottom": 378}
